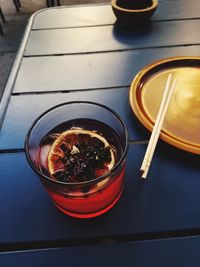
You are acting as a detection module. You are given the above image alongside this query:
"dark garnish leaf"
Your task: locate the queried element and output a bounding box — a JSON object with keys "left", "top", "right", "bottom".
{"left": 52, "top": 133, "right": 115, "bottom": 183}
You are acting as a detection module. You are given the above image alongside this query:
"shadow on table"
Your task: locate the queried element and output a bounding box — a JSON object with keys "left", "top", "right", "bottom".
{"left": 112, "top": 21, "right": 153, "bottom": 44}
{"left": 157, "top": 140, "right": 200, "bottom": 171}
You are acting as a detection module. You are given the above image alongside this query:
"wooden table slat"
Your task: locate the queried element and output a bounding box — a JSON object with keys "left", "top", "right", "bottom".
{"left": 32, "top": 0, "right": 200, "bottom": 30}
{"left": 25, "top": 19, "right": 200, "bottom": 56}
{"left": 13, "top": 45, "right": 200, "bottom": 93}
{"left": 0, "top": 88, "right": 148, "bottom": 150}
{"left": 1, "top": 236, "right": 200, "bottom": 267}
{"left": 0, "top": 144, "right": 199, "bottom": 245}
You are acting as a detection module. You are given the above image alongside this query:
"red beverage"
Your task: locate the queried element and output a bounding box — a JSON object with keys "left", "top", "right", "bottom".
{"left": 36, "top": 119, "right": 125, "bottom": 218}
{"left": 25, "top": 102, "right": 128, "bottom": 218}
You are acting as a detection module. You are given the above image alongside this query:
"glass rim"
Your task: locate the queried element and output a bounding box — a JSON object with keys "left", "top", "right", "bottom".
{"left": 25, "top": 101, "right": 129, "bottom": 186}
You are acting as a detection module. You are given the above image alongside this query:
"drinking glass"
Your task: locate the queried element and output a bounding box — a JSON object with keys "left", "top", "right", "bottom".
{"left": 25, "top": 101, "right": 128, "bottom": 218}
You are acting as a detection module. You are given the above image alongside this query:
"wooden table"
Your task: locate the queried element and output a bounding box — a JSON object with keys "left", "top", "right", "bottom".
{"left": 0, "top": 1, "right": 200, "bottom": 266}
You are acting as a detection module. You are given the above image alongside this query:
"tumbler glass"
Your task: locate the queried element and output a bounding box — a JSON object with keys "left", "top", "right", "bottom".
{"left": 25, "top": 101, "right": 128, "bottom": 218}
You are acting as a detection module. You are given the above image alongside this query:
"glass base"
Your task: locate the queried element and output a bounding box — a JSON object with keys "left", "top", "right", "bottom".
{"left": 53, "top": 188, "right": 123, "bottom": 219}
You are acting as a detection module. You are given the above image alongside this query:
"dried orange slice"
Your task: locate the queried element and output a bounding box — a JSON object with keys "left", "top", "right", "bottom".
{"left": 47, "top": 128, "right": 116, "bottom": 182}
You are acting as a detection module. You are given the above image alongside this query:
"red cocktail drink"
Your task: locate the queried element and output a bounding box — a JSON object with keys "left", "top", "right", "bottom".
{"left": 25, "top": 102, "right": 128, "bottom": 218}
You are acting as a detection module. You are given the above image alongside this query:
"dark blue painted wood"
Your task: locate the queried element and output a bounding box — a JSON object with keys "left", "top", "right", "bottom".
{"left": 14, "top": 45, "right": 200, "bottom": 93}
{"left": 25, "top": 19, "right": 200, "bottom": 56}
{"left": 32, "top": 0, "right": 200, "bottom": 30}
{"left": 154, "top": 0, "right": 200, "bottom": 21}
{"left": 0, "top": 88, "right": 148, "bottom": 150}
{"left": 1, "top": 236, "right": 200, "bottom": 267}
{"left": 32, "top": 5, "right": 116, "bottom": 29}
{"left": 0, "top": 143, "right": 199, "bottom": 244}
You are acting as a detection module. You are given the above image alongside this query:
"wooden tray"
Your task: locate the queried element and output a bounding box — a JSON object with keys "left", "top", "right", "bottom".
{"left": 129, "top": 56, "right": 200, "bottom": 154}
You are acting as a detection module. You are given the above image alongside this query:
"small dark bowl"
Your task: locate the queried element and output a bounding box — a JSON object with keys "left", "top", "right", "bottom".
{"left": 111, "top": 0, "right": 158, "bottom": 23}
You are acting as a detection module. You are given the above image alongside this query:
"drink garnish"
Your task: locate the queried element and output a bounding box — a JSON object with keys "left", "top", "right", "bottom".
{"left": 47, "top": 128, "right": 116, "bottom": 183}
